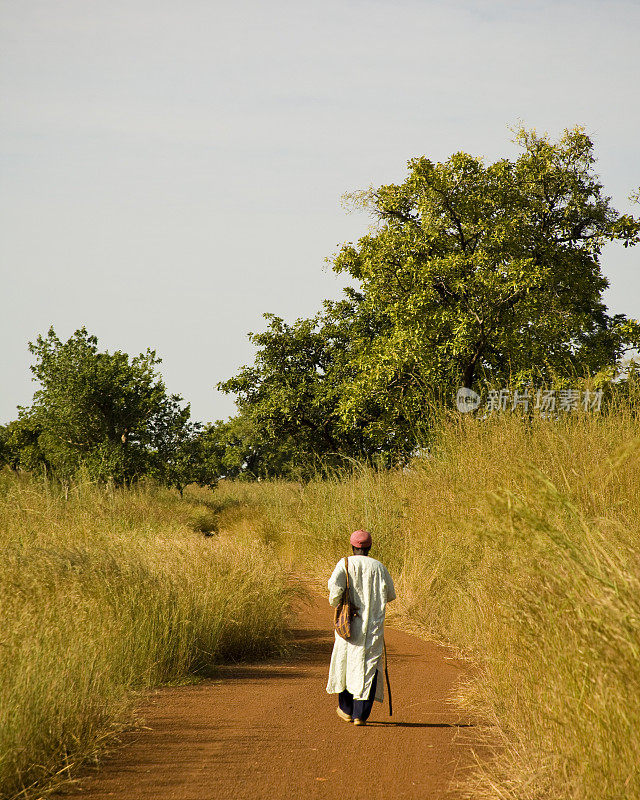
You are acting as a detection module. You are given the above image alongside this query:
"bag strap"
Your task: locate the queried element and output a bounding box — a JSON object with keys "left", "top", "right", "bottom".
{"left": 344, "top": 556, "right": 349, "bottom": 592}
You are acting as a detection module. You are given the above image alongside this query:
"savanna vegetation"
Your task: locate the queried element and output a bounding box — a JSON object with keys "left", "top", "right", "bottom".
{"left": 208, "top": 126, "right": 640, "bottom": 478}
{"left": 3, "top": 127, "right": 639, "bottom": 485}
{"left": 212, "top": 406, "right": 640, "bottom": 800}
{"left": 0, "top": 474, "right": 291, "bottom": 800}
{"left": 2, "top": 125, "right": 640, "bottom": 800}
{"left": 0, "top": 327, "right": 214, "bottom": 492}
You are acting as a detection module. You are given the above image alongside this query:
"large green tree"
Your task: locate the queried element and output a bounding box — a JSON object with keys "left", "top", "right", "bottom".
{"left": 12, "top": 327, "right": 205, "bottom": 488}
{"left": 221, "top": 126, "right": 640, "bottom": 475}
{"left": 217, "top": 303, "right": 433, "bottom": 475}
{"left": 331, "top": 126, "right": 640, "bottom": 425}
{"left": 217, "top": 312, "right": 369, "bottom": 477}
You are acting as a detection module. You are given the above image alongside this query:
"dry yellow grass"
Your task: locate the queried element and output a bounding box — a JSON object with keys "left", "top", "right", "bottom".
{"left": 0, "top": 474, "right": 292, "bottom": 800}
{"left": 4, "top": 405, "right": 639, "bottom": 800}
{"left": 216, "top": 408, "right": 640, "bottom": 800}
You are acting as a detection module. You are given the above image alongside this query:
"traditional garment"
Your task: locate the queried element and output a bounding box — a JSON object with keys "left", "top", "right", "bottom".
{"left": 326, "top": 555, "right": 396, "bottom": 703}
{"left": 338, "top": 672, "right": 378, "bottom": 722}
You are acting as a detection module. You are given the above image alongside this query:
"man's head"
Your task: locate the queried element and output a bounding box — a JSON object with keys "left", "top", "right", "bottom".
{"left": 350, "top": 529, "right": 372, "bottom": 556}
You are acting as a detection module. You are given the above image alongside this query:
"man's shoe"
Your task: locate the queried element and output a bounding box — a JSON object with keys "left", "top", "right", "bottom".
{"left": 353, "top": 718, "right": 367, "bottom": 726}
{"left": 336, "top": 708, "right": 352, "bottom": 723}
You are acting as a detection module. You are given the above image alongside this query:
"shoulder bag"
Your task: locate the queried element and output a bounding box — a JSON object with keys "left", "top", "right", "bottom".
{"left": 334, "top": 556, "right": 357, "bottom": 639}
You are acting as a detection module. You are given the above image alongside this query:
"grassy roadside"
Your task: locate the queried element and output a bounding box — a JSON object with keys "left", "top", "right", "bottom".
{"left": 0, "top": 474, "right": 292, "bottom": 800}
{"left": 214, "top": 409, "right": 640, "bottom": 800}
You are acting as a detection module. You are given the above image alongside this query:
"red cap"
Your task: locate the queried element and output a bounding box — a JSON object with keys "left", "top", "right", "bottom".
{"left": 350, "top": 529, "right": 372, "bottom": 548}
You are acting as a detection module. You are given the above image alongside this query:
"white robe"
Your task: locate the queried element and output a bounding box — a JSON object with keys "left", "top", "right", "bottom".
{"left": 326, "top": 555, "right": 396, "bottom": 702}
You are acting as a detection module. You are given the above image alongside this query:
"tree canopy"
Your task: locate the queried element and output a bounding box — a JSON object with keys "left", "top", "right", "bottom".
{"left": 3, "top": 127, "right": 638, "bottom": 484}
{"left": 217, "top": 127, "right": 640, "bottom": 475}
{"left": 332, "top": 126, "right": 639, "bottom": 419}
{"left": 2, "top": 327, "right": 211, "bottom": 489}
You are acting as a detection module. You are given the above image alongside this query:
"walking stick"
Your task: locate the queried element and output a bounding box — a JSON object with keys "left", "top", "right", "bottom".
{"left": 384, "top": 639, "right": 392, "bottom": 716}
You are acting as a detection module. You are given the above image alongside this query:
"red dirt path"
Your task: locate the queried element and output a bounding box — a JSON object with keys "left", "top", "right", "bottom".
{"left": 61, "top": 584, "right": 477, "bottom": 800}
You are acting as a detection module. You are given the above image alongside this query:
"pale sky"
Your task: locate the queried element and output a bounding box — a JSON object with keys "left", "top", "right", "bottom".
{"left": 2, "top": 0, "right": 639, "bottom": 424}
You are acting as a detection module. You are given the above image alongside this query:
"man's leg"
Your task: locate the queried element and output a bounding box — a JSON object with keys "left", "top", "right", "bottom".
{"left": 352, "top": 671, "right": 378, "bottom": 723}
{"left": 338, "top": 689, "right": 354, "bottom": 717}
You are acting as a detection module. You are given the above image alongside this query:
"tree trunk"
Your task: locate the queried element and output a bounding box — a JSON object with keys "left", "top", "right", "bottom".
{"left": 462, "top": 337, "right": 487, "bottom": 389}
{"left": 461, "top": 360, "right": 476, "bottom": 389}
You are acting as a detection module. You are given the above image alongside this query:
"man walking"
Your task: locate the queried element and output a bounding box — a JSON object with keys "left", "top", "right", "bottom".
{"left": 326, "top": 529, "right": 396, "bottom": 726}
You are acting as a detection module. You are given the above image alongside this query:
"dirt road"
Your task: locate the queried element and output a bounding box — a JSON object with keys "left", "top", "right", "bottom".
{"left": 63, "top": 583, "right": 477, "bottom": 800}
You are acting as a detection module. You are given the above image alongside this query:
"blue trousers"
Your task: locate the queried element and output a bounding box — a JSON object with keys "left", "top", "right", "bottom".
{"left": 338, "top": 671, "right": 378, "bottom": 722}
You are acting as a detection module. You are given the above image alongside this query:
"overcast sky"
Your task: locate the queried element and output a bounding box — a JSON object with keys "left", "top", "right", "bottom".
{"left": 2, "top": 0, "right": 639, "bottom": 424}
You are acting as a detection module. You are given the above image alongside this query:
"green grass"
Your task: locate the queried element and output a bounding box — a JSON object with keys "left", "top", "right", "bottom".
{"left": 0, "top": 474, "right": 292, "bottom": 800}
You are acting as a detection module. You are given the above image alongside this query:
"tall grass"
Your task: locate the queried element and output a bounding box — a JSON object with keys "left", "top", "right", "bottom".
{"left": 0, "top": 474, "right": 291, "bottom": 800}
{"left": 215, "top": 409, "right": 640, "bottom": 800}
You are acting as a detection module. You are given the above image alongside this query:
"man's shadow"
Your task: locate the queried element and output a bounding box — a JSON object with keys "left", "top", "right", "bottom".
{"left": 366, "top": 721, "right": 475, "bottom": 728}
